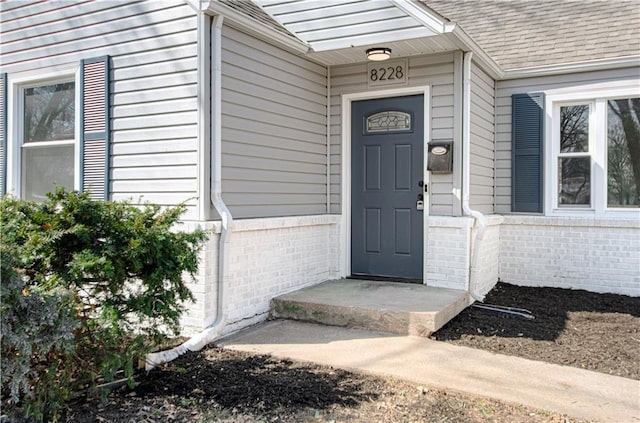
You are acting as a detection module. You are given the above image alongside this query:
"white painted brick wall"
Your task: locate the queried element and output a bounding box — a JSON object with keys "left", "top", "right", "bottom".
{"left": 499, "top": 216, "right": 640, "bottom": 296}
{"left": 179, "top": 215, "right": 341, "bottom": 335}
{"left": 177, "top": 213, "right": 639, "bottom": 337}
{"left": 426, "top": 217, "right": 472, "bottom": 291}
{"left": 176, "top": 221, "right": 220, "bottom": 335}
{"left": 426, "top": 216, "right": 501, "bottom": 297}
{"left": 473, "top": 216, "right": 503, "bottom": 297}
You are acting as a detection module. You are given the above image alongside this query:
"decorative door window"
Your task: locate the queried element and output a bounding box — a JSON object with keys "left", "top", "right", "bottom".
{"left": 365, "top": 111, "right": 411, "bottom": 134}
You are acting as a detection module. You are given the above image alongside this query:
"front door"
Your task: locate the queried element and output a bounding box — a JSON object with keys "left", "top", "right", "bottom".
{"left": 351, "top": 95, "right": 424, "bottom": 281}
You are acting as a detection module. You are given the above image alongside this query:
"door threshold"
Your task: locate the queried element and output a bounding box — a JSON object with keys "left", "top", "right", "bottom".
{"left": 348, "top": 275, "right": 423, "bottom": 284}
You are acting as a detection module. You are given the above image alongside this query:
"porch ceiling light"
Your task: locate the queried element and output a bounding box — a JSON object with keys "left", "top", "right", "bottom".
{"left": 366, "top": 47, "right": 392, "bottom": 61}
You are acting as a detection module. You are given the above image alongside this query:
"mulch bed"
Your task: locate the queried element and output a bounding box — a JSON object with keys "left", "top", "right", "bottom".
{"left": 64, "top": 347, "right": 588, "bottom": 423}
{"left": 59, "top": 282, "right": 638, "bottom": 422}
{"left": 431, "top": 282, "right": 640, "bottom": 380}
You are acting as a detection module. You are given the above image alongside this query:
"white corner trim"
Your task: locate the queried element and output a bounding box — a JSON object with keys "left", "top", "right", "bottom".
{"left": 203, "top": 1, "right": 310, "bottom": 55}
{"left": 197, "top": 13, "right": 212, "bottom": 221}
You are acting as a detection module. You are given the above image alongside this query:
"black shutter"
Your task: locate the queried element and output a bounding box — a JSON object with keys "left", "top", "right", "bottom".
{"left": 80, "top": 56, "right": 110, "bottom": 200}
{"left": 0, "top": 73, "right": 6, "bottom": 197}
{"left": 512, "top": 93, "right": 544, "bottom": 213}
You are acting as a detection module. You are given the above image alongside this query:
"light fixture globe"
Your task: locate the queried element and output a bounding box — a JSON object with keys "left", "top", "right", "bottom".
{"left": 366, "top": 47, "right": 392, "bottom": 61}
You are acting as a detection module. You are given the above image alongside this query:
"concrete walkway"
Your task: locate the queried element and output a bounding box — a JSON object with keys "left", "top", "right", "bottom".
{"left": 219, "top": 320, "right": 640, "bottom": 423}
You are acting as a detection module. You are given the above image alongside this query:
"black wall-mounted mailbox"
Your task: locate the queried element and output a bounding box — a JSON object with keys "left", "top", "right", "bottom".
{"left": 427, "top": 141, "right": 453, "bottom": 173}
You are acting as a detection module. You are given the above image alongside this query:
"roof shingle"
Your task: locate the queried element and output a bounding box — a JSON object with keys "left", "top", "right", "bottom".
{"left": 423, "top": 0, "right": 640, "bottom": 70}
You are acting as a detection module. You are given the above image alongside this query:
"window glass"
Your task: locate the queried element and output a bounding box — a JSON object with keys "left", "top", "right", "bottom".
{"left": 366, "top": 111, "right": 411, "bottom": 134}
{"left": 558, "top": 104, "right": 591, "bottom": 207}
{"left": 22, "top": 81, "right": 75, "bottom": 201}
{"left": 24, "top": 82, "right": 75, "bottom": 143}
{"left": 560, "top": 105, "right": 589, "bottom": 153}
{"left": 607, "top": 98, "right": 639, "bottom": 208}
{"left": 558, "top": 157, "right": 590, "bottom": 206}
{"left": 23, "top": 144, "right": 74, "bottom": 201}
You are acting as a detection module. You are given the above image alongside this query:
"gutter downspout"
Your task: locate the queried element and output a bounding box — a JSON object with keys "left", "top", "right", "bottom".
{"left": 146, "top": 14, "right": 231, "bottom": 370}
{"left": 326, "top": 67, "right": 331, "bottom": 213}
{"left": 462, "top": 51, "right": 486, "bottom": 302}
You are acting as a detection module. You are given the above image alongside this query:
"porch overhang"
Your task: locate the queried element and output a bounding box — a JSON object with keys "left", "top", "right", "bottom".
{"left": 203, "top": 0, "right": 503, "bottom": 78}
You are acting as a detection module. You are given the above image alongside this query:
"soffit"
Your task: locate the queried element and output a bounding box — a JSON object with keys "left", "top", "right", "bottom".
{"left": 209, "top": 0, "right": 497, "bottom": 72}
{"left": 253, "top": 0, "right": 448, "bottom": 54}
{"left": 304, "top": 36, "right": 459, "bottom": 66}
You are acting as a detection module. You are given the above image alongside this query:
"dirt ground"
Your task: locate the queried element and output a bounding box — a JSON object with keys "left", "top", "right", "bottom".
{"left": 61, "top": 283, "right": 637, "bottom": 422}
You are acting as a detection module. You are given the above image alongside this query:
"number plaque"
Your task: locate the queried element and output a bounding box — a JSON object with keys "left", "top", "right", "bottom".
{"left": 367, "top": 59, "right": 408, "bottom": 88}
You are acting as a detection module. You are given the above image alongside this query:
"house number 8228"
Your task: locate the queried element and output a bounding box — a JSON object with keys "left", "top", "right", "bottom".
{"left": 366, "top": 60, "right": 407, "bottom": 87}
{"left": 370, "top": 66, "right": 404, "bottom": 82}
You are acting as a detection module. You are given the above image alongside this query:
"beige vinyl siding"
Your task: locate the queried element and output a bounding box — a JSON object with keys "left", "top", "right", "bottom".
{"left": 0, "top": 0, "right": 199, "bottom": 218}
{"left": 220, "top": 25, "right": 328, "bottom": 219}
{"left": 330, "top": 52, "right": 456, "bottom": 215}
{"left": 469, "top": 61, "right": 495, "bottom": 214}
{"left": 494, "top": 67, "right": 639, "bottom": 214}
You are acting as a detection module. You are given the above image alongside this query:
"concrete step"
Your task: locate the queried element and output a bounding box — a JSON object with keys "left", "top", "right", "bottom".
{"left": 271, "top": 279, "right": 470, "bottom": 336}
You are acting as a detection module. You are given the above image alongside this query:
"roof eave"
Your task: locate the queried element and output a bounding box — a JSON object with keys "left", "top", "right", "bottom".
{"left": 389, "top": 0, "right": 447, "bottom": 34}
{"left": 204, "top": 0, "right": 310, "bottom": 55}
{"left": 445, "top": 24, "right": 504, "bottom": 79}
{"left": 388, "top": 2, "right": 504, "bottom": 79}
{"left": 502, "top": 56, "right": 640, "bottom": 80}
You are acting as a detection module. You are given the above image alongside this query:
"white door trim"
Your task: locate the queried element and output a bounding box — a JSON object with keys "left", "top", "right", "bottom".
{"left": 340, "top": 85, "right": 431, "bottom": 282}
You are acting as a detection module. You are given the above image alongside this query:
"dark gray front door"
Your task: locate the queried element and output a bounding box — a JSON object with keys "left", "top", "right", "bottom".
{"left": 351, "top": 95, "right": 424, "bottom": 280}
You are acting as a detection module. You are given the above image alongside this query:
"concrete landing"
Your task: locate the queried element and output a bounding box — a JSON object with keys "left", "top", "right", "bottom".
{"left": 219, "top": 320, "right": 640, "bottom": 423}
{"left": 271, "top": 279, "right": 469, "bottom": 336}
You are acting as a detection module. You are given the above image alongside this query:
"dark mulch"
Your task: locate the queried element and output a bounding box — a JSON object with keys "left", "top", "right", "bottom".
{"left": 65, "top": 347, "right": 586, "bottom": 423}
{"left": 59, "top": 282, "right": 637, "bottom": 422}
{"left": 432, "top": 282, "right": 640, "bottom": 380}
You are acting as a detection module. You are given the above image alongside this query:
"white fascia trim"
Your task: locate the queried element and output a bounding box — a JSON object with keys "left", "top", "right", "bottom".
{"left": 203, "top": 1, "right": 310, "bottom": 55}
{"left": 503, "top": 56, "right": 640, "bottom": 80}
{"left": 389, "top": 0, "right": 446, "bottom": 34}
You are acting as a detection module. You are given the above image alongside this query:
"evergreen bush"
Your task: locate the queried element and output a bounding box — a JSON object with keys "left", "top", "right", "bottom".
{"left": 1, "top": 189, "right": 208, "bottom": 421}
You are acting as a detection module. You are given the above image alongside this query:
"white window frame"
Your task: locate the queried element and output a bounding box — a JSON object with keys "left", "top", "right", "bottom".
{"left": 7, "top": 66, "right": 81, "bottom": 198}
{"left": 544, "top": 82, "right": 640, "bottom": 217}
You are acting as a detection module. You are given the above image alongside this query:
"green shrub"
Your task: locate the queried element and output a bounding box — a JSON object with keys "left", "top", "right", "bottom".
{"left": 1, "top": 189, "right": 208, "bottom": 421}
